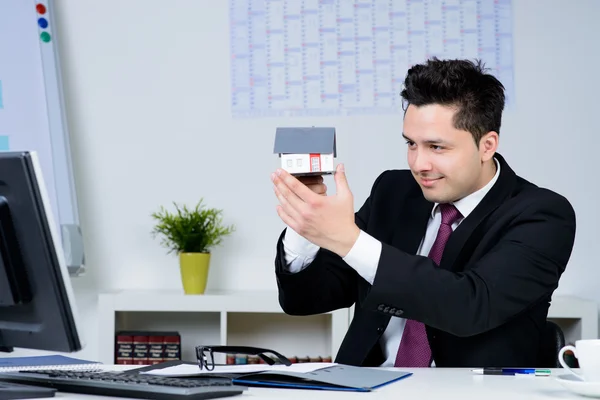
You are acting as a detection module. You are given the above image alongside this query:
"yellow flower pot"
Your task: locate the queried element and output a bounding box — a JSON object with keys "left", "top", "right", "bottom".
{"left": 179, "top": 252, "right": 211, "bottom": 295}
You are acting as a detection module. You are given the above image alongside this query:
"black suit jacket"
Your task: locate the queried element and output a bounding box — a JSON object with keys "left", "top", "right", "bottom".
{"left": 274, "top": 153, "right": 576, "bottom": 367}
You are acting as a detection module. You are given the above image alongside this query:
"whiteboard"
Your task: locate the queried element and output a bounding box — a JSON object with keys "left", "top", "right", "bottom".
{"left": 0, "top": 0, "right": 84, "bottom": 275}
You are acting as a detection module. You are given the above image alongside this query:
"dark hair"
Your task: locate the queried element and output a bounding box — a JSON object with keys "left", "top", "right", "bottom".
{"left": 400, "top": 58, "right": 505, "bottom": 144}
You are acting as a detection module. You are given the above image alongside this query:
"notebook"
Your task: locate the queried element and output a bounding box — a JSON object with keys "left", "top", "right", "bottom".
{"left": 137, "top": 362, "right": 412, "bottom": 392}
{"left": 0, "top": 355, "right": 101, "bottom": 372}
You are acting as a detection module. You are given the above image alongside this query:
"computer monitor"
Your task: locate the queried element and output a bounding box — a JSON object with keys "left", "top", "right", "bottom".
{"left": 0, "top": 151, "right": 83, "bottom": 397}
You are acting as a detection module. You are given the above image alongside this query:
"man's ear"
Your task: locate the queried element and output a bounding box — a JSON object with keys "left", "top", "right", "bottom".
{"left": 479, "top": 131, "right": 499, "bottom": 162}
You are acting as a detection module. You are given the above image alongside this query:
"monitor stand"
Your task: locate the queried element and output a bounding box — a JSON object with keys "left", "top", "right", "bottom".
{"left": 0, "top": 338, "right": 56, "bottom": 399}
{"left": 0, "top": 331, "right": 13, "bottom": 353}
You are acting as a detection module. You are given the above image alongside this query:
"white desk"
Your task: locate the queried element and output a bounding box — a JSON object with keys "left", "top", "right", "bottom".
{"left": 27, "top": 367, "right": 588, "bottom": 400}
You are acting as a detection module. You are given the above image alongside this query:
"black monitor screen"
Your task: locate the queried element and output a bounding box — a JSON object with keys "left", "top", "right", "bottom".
{"left": 0, "top": 151, "right": 82, "bottom": 353}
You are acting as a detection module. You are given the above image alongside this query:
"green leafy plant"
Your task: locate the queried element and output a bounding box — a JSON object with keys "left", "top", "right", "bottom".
{"left": 151, "top": 200, "right": 235, "bottom": 254}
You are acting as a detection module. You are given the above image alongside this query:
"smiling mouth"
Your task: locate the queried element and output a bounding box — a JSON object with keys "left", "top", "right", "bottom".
{"left": 420, "top": 177, "right": 443, "bottom": 187}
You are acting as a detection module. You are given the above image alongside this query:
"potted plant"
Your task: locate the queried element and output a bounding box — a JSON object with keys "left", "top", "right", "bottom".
{"left": 151, "top": 200, "right": 235, "bottom": 295}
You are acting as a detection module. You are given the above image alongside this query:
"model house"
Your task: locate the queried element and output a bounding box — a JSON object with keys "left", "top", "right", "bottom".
{"left": 273, "top": 127, "right": 336, "bottom": 176}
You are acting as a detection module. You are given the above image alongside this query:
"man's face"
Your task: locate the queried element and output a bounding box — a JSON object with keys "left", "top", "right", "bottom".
{"left": 403, "top": 104, "right": 494, "bottom": 204}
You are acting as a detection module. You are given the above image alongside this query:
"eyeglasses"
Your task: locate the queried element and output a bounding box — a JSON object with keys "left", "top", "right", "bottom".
{"left": 195, "top": 345, "right": 292, "bottom": 371}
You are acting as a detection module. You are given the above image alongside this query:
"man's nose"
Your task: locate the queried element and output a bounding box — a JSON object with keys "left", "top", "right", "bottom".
{"left": 412, "top": 149, "right": 432, "bottom": 172}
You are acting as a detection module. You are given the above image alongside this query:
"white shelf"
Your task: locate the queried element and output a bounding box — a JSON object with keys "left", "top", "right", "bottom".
{"left": 98, "top": 291, "right": 597, "bottom": 365}
{"left": 101, "top": 290, "right": 295, "bottom": 312}
{"left": 97, "top": 290, "right": 349, "bottom": 365}
{"left": 547, "top": 295, "right": 598, "bottom": 343}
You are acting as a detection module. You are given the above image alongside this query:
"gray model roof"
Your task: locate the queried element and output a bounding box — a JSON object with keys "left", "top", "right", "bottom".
{"left": 273, "top": 127, "right": 336, "bottom": 156}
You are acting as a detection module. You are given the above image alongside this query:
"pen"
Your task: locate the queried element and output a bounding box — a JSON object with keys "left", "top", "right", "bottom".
{"left": 471, "top": 368, "right": 551, "bottom": 376}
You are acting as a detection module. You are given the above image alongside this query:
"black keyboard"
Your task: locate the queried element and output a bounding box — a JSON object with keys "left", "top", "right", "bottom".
{"left": 0, "top": 369, "right": 247, "bottom": 400}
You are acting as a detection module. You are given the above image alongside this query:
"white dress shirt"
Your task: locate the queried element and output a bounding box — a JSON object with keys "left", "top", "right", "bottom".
{"left": 282, "top": 159, "right": 500, "bottom": 366}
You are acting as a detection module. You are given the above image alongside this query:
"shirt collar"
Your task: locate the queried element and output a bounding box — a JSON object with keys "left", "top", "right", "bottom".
{"left": 431, "top": 157, "right": 501, "bottom": 220}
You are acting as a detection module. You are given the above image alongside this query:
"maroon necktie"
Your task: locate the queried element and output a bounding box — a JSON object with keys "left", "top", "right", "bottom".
{"left": 394, "top": 203, "right": 462, "bottom": 367}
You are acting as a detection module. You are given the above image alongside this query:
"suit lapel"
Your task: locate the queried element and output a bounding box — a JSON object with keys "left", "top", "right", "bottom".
{"left": 391, "top": 187, "right": 433, "bottom": 254}
{"left": 439, "top": 153, "right": 518, "bottom": 271}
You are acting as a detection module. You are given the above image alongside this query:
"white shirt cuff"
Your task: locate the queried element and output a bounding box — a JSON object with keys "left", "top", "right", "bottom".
{"left": 342, "top": 230, "right": 382, "bottom": 285}
{"left": 281, "top": 228, "right": 319, "bottom": 273}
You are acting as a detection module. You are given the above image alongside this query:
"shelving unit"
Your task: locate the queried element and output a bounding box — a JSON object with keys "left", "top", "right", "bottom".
{"left": 98, "top": 291, "right": 598, "bottom": 365}
{"left": 97, "top": 290, "right": 349, "bottom": 364}
{"left": 546, "top": 295, "right": 598, "bottom": 344}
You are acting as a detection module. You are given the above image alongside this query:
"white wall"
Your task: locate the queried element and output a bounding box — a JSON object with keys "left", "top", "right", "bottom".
{"left": 24, "top": 0, "right": 599, "bottom": 360}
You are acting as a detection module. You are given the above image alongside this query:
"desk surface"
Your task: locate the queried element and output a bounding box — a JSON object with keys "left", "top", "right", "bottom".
{"left": 29, "top": 367, "right": 586, "bottom": 400}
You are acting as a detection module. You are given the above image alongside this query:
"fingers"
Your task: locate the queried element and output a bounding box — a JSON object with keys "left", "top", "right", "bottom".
{"left": 276, "top": 204, "right": 299, "bottom": 232}
{"left": 298, "top": 175, "right": 327, "bottom": 195}
{"left": 334, "top": 164, "right": 350, "bottom": 196}
{"left": 274, "top": 169, "right": 319, "bottom": 203}
{"left": 273, "top": 181, "right": 304, "bottom": 223}
{"left": 297, "top": 175, "right": 324, "bottom": 185}
{"left": 305, "top": 183, "right": 327, "bottom": 195}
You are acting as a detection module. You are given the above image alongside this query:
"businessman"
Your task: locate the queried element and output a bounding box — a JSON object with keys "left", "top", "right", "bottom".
{"left": 271, "top": 58, "right": 576, "bottom": 368}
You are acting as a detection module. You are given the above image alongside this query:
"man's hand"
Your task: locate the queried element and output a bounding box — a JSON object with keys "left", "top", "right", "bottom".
{"left": 297, "top": 175, "right": 328, "bottom": 196}
{"left": 272, "top": 164, "right": 360, "bottom": 257}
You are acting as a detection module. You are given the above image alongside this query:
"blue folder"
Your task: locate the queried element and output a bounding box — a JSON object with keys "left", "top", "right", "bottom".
{"left": 230, "top": 364, "right": 412, "bottom": 392}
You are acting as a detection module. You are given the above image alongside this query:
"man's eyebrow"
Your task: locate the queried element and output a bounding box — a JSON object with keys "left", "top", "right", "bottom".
{"left": 402, "top": 133, "right": 450, "bottom": 145}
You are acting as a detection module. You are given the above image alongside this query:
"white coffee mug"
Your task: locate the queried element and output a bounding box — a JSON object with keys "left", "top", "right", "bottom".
{"left": 559, "top": 339, "right": 600, "bottom": 381}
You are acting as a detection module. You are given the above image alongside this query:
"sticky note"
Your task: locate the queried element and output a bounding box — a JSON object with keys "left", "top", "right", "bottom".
{"left": 0, "top": 136, "right": 9, "bottom": 151}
